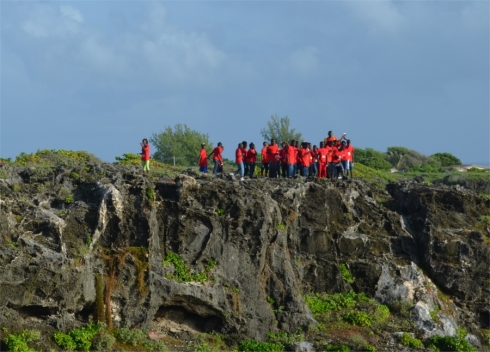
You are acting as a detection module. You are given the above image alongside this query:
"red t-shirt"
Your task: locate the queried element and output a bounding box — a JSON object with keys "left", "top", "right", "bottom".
{"left": 199, "top": 149, "right": 207, "bottom": 166}
{"left": 247, "top": 149, "right": 257, "bottom": 163}
{"left": 267, "top": 144, "right": 279, "bottom": 161}
{"left": 326, "top": 146, "right": 335, "bottom": 163}
{"left": 287, "top": 145, "right": 296, "bottom": 165}
{"left": 299, "top": 148, "right": 311, "bottom": 167}
{"left": 311, "top": 150, "right": 318, "bottom": 163}
{"left": 317, "top": 147, "right": 328, "bottom": 164}
{"left": 212, "top": 147, "right": 223, "bottom": 161}
{"left": 344, "top": 145, "right": 354, "bottom": 162}
{"left": 236, "top": 147, "right": 245, "bottom": 163}
{"left": 331, "top": 148, "right": 341, "bottom": 163}
{"left": 261, "top": 147, "right": 268, "bottom": 164}
{"left": 280, "top": 148, "right": 288, "bottom": 164}
{"left": 141, "top": 145, "right": 150, "bottom": 161}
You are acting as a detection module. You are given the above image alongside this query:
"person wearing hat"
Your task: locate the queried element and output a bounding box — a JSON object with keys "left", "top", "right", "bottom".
{"left": 198, "top": 143, "right": 208, "bottom": 173}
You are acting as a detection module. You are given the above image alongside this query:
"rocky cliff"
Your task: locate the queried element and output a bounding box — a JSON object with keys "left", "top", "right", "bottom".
{"left": 0, "top": 164, "right": 489, "bottom": 351}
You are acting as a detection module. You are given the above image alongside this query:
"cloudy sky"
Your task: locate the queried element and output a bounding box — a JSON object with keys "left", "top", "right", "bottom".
{"left": 1, "top": 0, "right": 488, "bottom": 165}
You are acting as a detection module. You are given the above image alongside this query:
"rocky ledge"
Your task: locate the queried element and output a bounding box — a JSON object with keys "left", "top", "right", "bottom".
{"left": 0, "top": 164, "right": 489, "bottom": 351}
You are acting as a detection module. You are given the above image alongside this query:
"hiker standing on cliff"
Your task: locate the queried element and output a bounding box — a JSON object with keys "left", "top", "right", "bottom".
{"left": 247, "top": 143, "right": 257, "bottom": 178}
{"left": 198, "top": 143, "right": 208, "bottom": 173}
{"left": 208, "top": 142, "right": 223, "bottom": 175}
{"left": 140, "top": 139, "right": 150, "bottom": 175}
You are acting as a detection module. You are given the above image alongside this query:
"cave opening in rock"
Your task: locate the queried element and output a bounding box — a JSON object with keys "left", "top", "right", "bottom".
{"left": 8, "top": 303, "right": 57, "bottom": 319}
{"left": 152, "top": 305, "right": 223, "bottom": 337}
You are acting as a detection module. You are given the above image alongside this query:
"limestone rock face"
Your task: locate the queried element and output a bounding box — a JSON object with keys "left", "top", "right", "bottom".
{"left": 0, "top": 166, "right": 489, "bottom": 348}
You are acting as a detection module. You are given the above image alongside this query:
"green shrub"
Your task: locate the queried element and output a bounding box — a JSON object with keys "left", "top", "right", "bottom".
{"left": 267, "top": 331, "right": 304, "bottom": 345}
{"left": 53, "top": 322, "right": 102, "bottom": 351}
{"left": 344, "top": 310, "right": 372, "bottom": 327}
{"left": 399, "top": 332, "right": 423, "bottom": 349}
{"left": 146, "top": 186, "right": 155, "bottom": 203}
{"left": 4, "top": 330, "right": 40, "bottom": 352}
{"left": 142, "top": 338, "right": 168, "bottom": 351}
{"left": 339, "top": 264, "right": 355, "bottom": 284}
{"left": 92, "top": 332, "right": 116, "bottom": 351}
{"left": 162, "top": 252, "right": 213, "bottom": 283}
{"left": 304, "top": 291, "right": 369, "bottom": 315}
{"left": 427, "top": 329, "right": 477, "bottom": 352}
{"left": 13, "top": 149, "right": 101, "bottom": 167}
{"left": 114, "top": 327, "right": 147, "bottom": 346}
{"left": 238, "top": 339, "right": 284, "bottom": 352}
{"left": 356, "top": 148, "right": 392, "bottom": 171}
{"left": 324, "top": 344, "right": 350, "bottom": 351}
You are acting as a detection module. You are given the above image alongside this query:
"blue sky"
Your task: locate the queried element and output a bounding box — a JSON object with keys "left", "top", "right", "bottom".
{"left": 1, "top": 0, "right": 489, "bottom": 165}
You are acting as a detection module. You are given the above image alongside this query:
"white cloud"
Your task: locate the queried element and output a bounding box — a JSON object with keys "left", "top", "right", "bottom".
{"left": 289, "top": 47, "right": 319, "bottom": 76}
{"left": 21, "top": 3, "right": 83, "bottom": 38}
{"left": 346, "top": 1, "right": 405, "bottom": 34}
{"left": 60, "top": 5, "right": 84, "bottom": 24}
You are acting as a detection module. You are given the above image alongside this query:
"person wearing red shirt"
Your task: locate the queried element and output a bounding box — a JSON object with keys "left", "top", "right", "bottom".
{"left": 294, "top": 140, "right": 300, "bottom": 177}
{"left": 261, "top": 142, "right": 269, "bottom": 177}
{"left": 298, "top": 142, "right": 311, "bottom": 179}
{"left": 140, "top": 139, "right": 150, "bottom": 175}
{"left": 247, "top": 143, "right": 257, "bottom": 178}
{"left": 317, "top": 142, "right": 328, "bottom": 178}
{"left": 331, "top": 145, "right": 344, "bottom": 179}
{"left": 242, "top": 141, "right": 249, "bottom": 177}
{"left": 198, "top": 143, "right": 208, "bottom": 173}
{"left": 344, "top": 139, "right": 355, "bottom": 179}
{"left": 209, "top": 142, "right": 223, "bottom": 175}
{"left": 286, "top": 140, "right": 297, "bottom": 178}
{"left": 309, "top": 144, "right": 318, "bottom": 177}
{"left": 231, "top": 142, "right": 246, "bottom": 180}
{"left": 326, "top": 140, "right": 336, "bottom": 179}
{"left": 280, "top": 142, "right": 288, "bottom": 178}
{"left": 267, "top": 139, "right": 279, "bottom": 178}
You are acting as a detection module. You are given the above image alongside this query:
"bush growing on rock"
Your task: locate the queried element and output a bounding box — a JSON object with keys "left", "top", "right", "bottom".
{"left": 237, "top": 339, "right": 284, "bottom": 352}
{"left": 4, "top": 329, "right": 40, "bottom": 352}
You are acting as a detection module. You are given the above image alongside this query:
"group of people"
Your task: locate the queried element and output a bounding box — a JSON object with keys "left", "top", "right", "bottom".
{"left": 199, "top": 131, "right": 354, "bottom": 181}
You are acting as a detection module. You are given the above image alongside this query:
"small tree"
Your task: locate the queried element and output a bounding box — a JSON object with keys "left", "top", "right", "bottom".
{"left": 260, "top": 115, "right": 302, "bottom": 143}
{"left": 431, "top": 152, "right": 462, "bottom": 167}
{"left": 150, "top": 124, "right": 212, "bottom": 166}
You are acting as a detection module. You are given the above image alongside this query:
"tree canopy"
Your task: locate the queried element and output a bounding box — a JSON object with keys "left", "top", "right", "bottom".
{"left": 260, "top": 115, "right": 302, "bottom": 143}
{"left": 431, "top": 152, "right": 462, "bottom": 167}
{"left": 150, "top": 124, "right": 212, "bottom": 166}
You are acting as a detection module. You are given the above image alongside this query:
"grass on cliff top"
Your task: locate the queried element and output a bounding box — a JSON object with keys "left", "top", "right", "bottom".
{"left": 4, "top": 149, "right": 102, "bottom": 167}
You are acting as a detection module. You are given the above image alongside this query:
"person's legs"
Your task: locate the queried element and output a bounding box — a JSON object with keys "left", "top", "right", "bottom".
{"left": 302, "top": 166, "right": 309, "bottom": 179}
{"left": 268, "top": 161, "right": 275, "bottom": 178}
{"left": 349, "top": 162, "right": 354, "bottom": 179}
{"left": 342, "top": 161, "right": 349, "bottom": 176}
{"left": 244, "top": 162, "right": 249, "bottom": 177}
{"left": 249, "top": 162, "right": 256, "bottom": 178}
{"left": 319, "top": 162, "right": 326, "bottom": 178}
{"left": 239, "top": 162, "right": 244, "bottom": 177}
{"left": 213, "top": 160, "right": 219, "bottom": 174}
{"left": 143, "top": 160, "right": 150, "bottom": 174}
